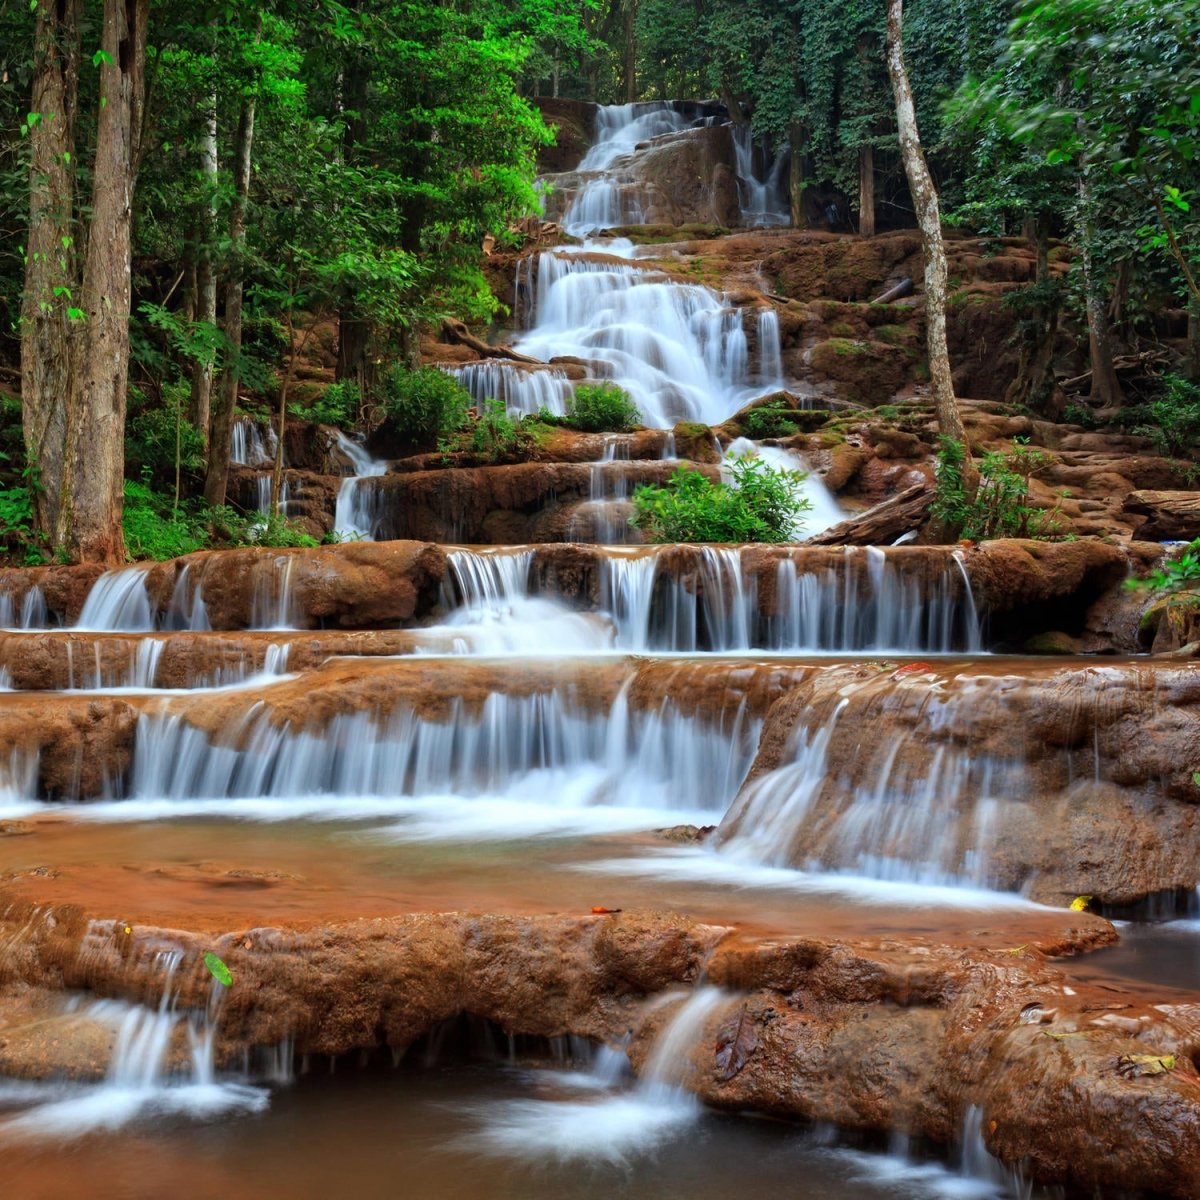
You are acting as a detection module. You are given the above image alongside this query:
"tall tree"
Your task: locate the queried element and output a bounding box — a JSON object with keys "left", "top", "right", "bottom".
{"left": 885, "top": 0, "right": 975, "bottom": 523}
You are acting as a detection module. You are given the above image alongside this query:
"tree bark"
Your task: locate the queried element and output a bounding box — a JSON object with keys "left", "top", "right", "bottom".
{"left": 787, "top": 121, "right": 808, "bottom": 229}
{"left": 21, "top": 0, "right": 82, "bottom": 544}
{"left": 204, "top": 85, "right": 258, "bottom": 508}
{"left": 1187, "top": 298, "right": 1200, "bottom": 383}
{"left": 1076, "top": 174, "right": 1123, "bottom": 409}
{"left": 57, "top": 0, "right": 148, "bottom": 564}
{"left": 858, "top": 144, "right": 875, "bottom": 237}
{"left": 189, "top": 83, "right": 219, "bottom": 440}
{"left": 886, "top": 0, "right": 976, "bottom": 529}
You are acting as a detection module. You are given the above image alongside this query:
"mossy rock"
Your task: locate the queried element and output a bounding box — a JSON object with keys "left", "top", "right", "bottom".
{"left": 809, "top": 338, "right": 912, "bottom": 406}
{"left": 1023, "top": 631, "right": 1083, "bottom": 656}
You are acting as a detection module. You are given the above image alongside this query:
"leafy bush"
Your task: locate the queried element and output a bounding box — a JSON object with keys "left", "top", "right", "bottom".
{"left": 382, "top": 365, "right": 470, "bottom": 443}
{"left": 565, "top": 382, "right": 640, "bottom": 432}
{"left": 932, "top": 436, "right": 1063, "bottom": 541}
{"left": 742, "top": 400, "right": 798, "bottom": 439}
{"left": 304, "top": 380, "right": 359, "bottom": 427}
{"left": 1133, "top": 374, "right": 1200, "bottom": 457}
{"left": 122, "top": 481, "right": 209, "bottom": 560}
{"left": 631, "top": 458, "right": 810, "bottom": 543}
{"left": 1129, "top": 539, "right": 1200, "bottom": 592}
{"left": 462, "top": 398, "right": 537, "bottom": 462}
{"left": 0, "top": 485, "right": 47, "bottom": 564}
{"left": 125, "top": 385, "right": 206, "bottom": 482}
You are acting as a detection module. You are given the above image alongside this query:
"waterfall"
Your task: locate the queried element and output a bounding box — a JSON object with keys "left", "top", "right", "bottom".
{"left": 516, "top": 252, "right": 758, "bottom": 427}
{"left": 0, "top": 945, "right": 269, "bottom": 1139}
{"left": 441, "top": 362, "right": 574, "bottom": 418}
{"left": 756, "top": 309, "right": 783, "bottom": 386}
{"left": 230, "top": 418, "right": 276, "bottom": 467}
{"left": 0, "top": 586, "right": 49, "bottom": 629}
{"left": 333, "top": 431, "right": 388, "bottom": 540}
{"left": 731, "top": 124, "right": 790, "bottom": 227}
{"left": 74, "top": 568, "right": 155, "bottom": 632}
{"left": 567, "top": 437, "right": 639, "bottom": 544}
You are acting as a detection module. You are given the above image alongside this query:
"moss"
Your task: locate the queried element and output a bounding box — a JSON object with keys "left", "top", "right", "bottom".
{"left": 675, "top": 421, "right": 711, "bottom": 438}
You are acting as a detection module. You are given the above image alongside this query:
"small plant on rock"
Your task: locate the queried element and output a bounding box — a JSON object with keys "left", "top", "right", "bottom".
{"left": 565, "top": 382, "right": 640, "bottom": 432}
{"left": 742, "top": 400, "right": 798, "bottom": 439}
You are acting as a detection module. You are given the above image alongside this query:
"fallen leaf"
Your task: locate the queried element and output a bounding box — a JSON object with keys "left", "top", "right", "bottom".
{"left": 590, "top": 906, "right": 622, "bottom": 915}
{"left": 893, "top": 662, "right": 933, "bottom": 679}
{"left": 1069, "top": 895, "right": 1093, "bottom": 912}
{"left": 204, "top": 951, "right": 233, "bottom": 987}
{"left": 1117, "top": 1053, "right": 1175, "bottom": 1078}
{"left": 714, "top": 1006, "right": 758, "bottom": 1081}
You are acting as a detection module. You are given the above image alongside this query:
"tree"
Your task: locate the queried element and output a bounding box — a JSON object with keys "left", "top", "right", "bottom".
{"left": 886, "top": 0, "right": 975, "bottom": 534}
{"left": 22, "top": 0, "right": 150, "bottom": 564}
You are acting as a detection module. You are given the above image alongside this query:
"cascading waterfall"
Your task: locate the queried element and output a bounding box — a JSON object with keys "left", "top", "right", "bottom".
{"left": 0, "top": 586, "right": 49, "bottom": 629}
{"left": 568, "top": 437, "right": 638, "bottom": 544}
{"left": 230, "top": 419, "right": 276, "bottom": 467}
{"left": 332, "top": 431, "right": 389, "bottom": 540}
{"left": 0, "top": 944, "right": 270, "bottom": 1138}
{"left": 756, "top": 309, "right": 784, "bottom": 386}
{"left": 516, "top": 251, "right": 767, "bottom": 427}
{"left": 74, "top": 568, "right": 155, "bottom": 632}
{"left": 442, "top": 362, "right": 574, "bottom": 418}
{"left": 731, "top": 123, "right": 790, "bottom": 227}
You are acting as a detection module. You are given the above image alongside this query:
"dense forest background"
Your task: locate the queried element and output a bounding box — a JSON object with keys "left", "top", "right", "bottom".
{"left": 0, "top": 0, "right": 1196, "bottom": 564}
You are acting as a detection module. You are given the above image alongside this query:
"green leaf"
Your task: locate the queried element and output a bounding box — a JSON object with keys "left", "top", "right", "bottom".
{"left": 66, "top": 307, "right": 85, "bottom": 321}
{"left": 1192, "top": 772, "right": 1200, "bottom": 787}
{"left": 203, "top": 951, "right": 233, "bottom": 987}
{"left": 92, "top": 49, "right": 114, "bottom": 67}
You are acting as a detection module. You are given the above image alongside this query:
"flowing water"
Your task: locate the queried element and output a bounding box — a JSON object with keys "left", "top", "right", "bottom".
{"left": 0, "top": 99, "right": 1185, "bottom": 1199}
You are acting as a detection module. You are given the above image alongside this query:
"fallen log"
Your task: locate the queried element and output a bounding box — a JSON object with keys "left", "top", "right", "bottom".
{"left": 801, "top": 482, "right": 933, "bottom": 546}
{"left": 1123, "top": 490, "right": 1200, "bottom": 541}
{"left": 440, "top": 319, "right": 543, "bottom": 365}
{"left": 870, "top": 276, "right": 914, "bottom": 304}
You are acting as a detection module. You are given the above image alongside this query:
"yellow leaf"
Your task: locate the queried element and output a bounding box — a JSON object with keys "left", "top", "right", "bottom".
{"left": 1069, "top": 895, "right": 1093, "bottom": 912}
{"left": 1118, "top": 1053, "right": 1175, "bottom": 1077}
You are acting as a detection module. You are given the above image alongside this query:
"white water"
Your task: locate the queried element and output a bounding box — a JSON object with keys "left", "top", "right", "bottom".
{"left": 333, "top": 432, "right": 389, "bottom": 540}
{"left": 0, "top": 586, "right": 49, "bottom": 630}
{"left": 732, "top": 123, "right": 790, "bottom": 227}
{"left": 0, "top": 948, "right": 269, "bottom": 1140}
{"left": 75, "top": 568, "right": 155, "bottom": 632}
{"left": 443, "top": 361, "right": 574, "bottom": 418}
{"left": 230, "top": 418, "right": 276, "bottom": 467}
{"left": 461, "top": 987, "right": 731, "bottom": 1164}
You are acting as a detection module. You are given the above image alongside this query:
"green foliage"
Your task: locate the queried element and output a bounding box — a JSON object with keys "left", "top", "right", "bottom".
{"left": 203, "top": 951, "right": 233, "bottom": 988}
{"left": 125, "top": 387, "right": 206, "bottom": 482}
{"left": 122, "top": 481, "right": 209, "bottom": 561}
{"left": 244, "top": 512, "right": 320, "bottom": 549}
{"left": 304, "top": 381, "right": 360, "bottom": 428}
{"left": 631, "top": 457, "right": 810, "bottom": 544}
{"left": 932, "top": 437, "right": 1062, "bottom": 541}
{"left": 1133, "top": 374, "right": 1200, "bottom": 458}
{"left": 742, "top": 400, "right": 798, "bottom": 439}
{"left": 382, "top": 366, "right": 471, "bottom": 444}
{"left": 1130, "top": 540, "right": 1200, "bottom": 592}
{"left": 459, "top": 398, "right": 538, "bottom": 462}
{"left": 564, "top": 382, "right": 641, "bottom": 433}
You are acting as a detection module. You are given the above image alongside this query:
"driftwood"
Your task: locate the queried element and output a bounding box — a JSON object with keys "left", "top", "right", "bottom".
{"left": 871, "top": 276, "right": 914, "bottom": 304}
{"left": 440, "top": 319, "right": 542, "bottom": 365}
{"left": 1123, "top": 490, "right": 1200, "bottom": 541}
{"left": 802, "top": 482, "right": 933, "bottom": 546}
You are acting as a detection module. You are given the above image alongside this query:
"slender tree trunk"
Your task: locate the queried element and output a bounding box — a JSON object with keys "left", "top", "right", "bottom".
{"left": 858, "top": 143, "right": 875, "bottom": 237}
{"left": 57, "top": 0, "right": 147, "bottom": 564}
{"left": 335, "top": 49, "right": 372, "bottom": 400}
{"left": 190, "top": 85, "right": 218, "bottom": 440}
{"left": 204, "top": 88, "right": 258, "bottom": 507}
{"left": 886, "top": 0, "right": 976, "bottom": 533}
{"left": 623, "top": 0, "right": 637, "bottom": 102}
{"left": 788, "top": 121, "right": 808, "bottom": 229}
{"left": 720, "top": 81, "right": 748, "bottom": 125}
{"left": 1076, "top": 174, "right": 1123, "bottom": 409}
{"left": 1187, "top": 298, "right": 1200, "bottom": 383}
{"left": 21, "top": 0, "right": 82, "bottom": 544}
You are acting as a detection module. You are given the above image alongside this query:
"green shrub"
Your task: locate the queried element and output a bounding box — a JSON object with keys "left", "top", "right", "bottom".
{"left": 1129, "top": 540, "right": 1200, "bottom": 592}
{"left": 931, "top": 436, "right": 1063, "bottom": 540}
{"left": 382, "top": 365, "right": 470, "bottom": 443}
{"left": 463, "top": 398, "right": 537, "bottom": 462}
{"left": 631, "top": 458, "right": 810, "bottom": 543}
{"left": 0, "top": 485, "right": 47, "bottom": 564}
{"left": 122, "top": 481, "right": 209, "bottom": 560}
{"left": 304, "top": 379, "right": 360, "bottom": 427}
{"left": 1133, "top": 374, "right": 1200, "bottom": 457}
{"left": 565, "top": 382, "right": 640, "bottom": 432}
{"left": 126, "top": 385, "right": 206, "bottom": 481}
{"left": 742, "top": 400, "right": 798, "bottom": 439}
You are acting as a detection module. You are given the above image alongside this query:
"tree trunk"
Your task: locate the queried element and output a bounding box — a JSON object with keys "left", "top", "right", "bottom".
{"left": 1076, "top": 174, "right": 1123, "bottom": 409}
{"left": 623, "top": 0, "right": 637, "bottom": 102}
{"left": 858, "top": 144, "right": 875, "bottom": 237}
{"left": 21, "top": 0, "right": 82, "bottom": 544}
{"left": 1005, "top": 213, "right": 1058, "bottom": 411}
{"left": 886, "top": 0, "right": 976, "bottom": 530}
{"left": 1187, "top": 298, "right": 1200, "bottom": 383}
{"left": 189, "top": 85, "right": 218, "bottom": 441}
{"left": 57, "top": 0, "right": 147, "bottom": 564}
{"left": 787, "top": 121, "right": 808, "bottom": 229}
{"left": 203, "top": 88, "right": 258, "bottom": 508}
